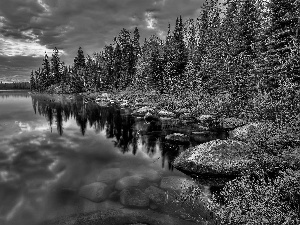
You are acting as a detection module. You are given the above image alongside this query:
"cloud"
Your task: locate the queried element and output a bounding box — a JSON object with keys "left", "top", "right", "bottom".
{"left": 0, "top": 0, "right": 206, "bottom": 81}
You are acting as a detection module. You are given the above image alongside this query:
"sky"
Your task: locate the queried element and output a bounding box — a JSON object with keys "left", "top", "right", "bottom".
{"left": 0, "top": 0, "right": 207, "bottom": 82}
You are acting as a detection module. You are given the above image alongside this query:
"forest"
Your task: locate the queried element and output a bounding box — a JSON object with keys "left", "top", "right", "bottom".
{"left": 0, "top": 82, "right": 30, "bottom": 90}
{"left": 30, "top": 0, "right": 300, "bottom": 224}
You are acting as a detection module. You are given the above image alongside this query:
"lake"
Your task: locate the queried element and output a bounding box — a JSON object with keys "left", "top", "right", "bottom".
{"left": 0, "top": 91, "right": 220, "bottom": 225}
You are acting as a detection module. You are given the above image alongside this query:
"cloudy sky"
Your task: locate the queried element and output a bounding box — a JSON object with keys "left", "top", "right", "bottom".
{"left": 0, "top": 0, "right": 207, "bottom": 82}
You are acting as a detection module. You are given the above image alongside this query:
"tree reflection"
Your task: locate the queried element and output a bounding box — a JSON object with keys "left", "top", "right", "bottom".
{"left": 30, "top": 94, "right": 186, "bottom": 170}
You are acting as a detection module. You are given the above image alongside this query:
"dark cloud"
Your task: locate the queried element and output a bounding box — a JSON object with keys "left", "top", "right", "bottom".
{"left": 0, "top": 0, "right": 205, "bottom": 82}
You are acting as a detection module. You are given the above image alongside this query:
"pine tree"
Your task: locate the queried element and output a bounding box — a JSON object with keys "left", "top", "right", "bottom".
{"left": 51, "top": 47, "right": 62, "bottom": 84}
{"left": 42, "top": 52, "right": 51, "bottom": 88}
{"left": 74, "top": 47, "right": 86, "bottom": 70}
{"left": 30, "top": 70, "right": 36, "bottom": 91}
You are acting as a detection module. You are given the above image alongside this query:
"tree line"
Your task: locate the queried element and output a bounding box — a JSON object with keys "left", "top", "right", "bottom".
{"left": 30, "top": 0, "right": 300, "bottom": 99}
{"left": 0, "top": 82, "right": 30, "bottom": 90}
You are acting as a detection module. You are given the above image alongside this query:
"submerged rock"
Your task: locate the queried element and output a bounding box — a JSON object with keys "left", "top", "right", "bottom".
{"left": 79, "top": 182, "right": 110, "bottom": 202}
{"left": 97, "top": 168, "right": 121, "bottom": 184}
{"left": 120, "top": 188, "right": 149, "bottom": 208}
{"left": 115, "top": 175, "right": 144, "bottom": 191}
{"left": 173, "top": 139, "right": 255, "bottom": 177}
{"left": 145, "top": 186, "right": 168, "bottom": 205}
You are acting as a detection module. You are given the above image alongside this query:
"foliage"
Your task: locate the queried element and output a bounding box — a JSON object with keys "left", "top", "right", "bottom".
{"left": 208, "top": 171, "right": 300, "bottom": 225}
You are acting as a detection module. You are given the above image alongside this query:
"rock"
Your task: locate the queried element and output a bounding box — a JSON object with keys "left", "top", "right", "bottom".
{"left": 120, "top": 100, "right": 130, "bottom": 108}
{"left": 132, "top": 168, "right": 162, "bottom": 182}
{"left": 120, "top": 188, "right": 149, "bottom": 208}
{"left": 220, "top": 117, "right": 247, "bottom": 130}
{"left": 173, "top": 139, "right": 255, "bottom": 177}
{"left": 229, "top": 122, "right": 266, "bottom": 141}
{"left": 158, "top": 110, "right": 176, "bottom": 118}
{"left": 178, "top": 113, "right": 195, "bottom": 121}
{"left": 97, "top": 168, "right": 121, "bottom": 184}
{"left": 165, "top": 133, "right": 190, "bottom": 143}
{"left": 196, "top": 114, "right": 219, "bottom": 129}
{"left": 144, "top": 112, "right": 160, "bottom": 123}
{"left": 132, "top": 106, "right": 155, "bottom": 117}
{"left": 160, "top": 176, "right": 197, "bottom": 192}
{"left": 79, "top": 182, "right": 110, "bottom": 202}
{"left": 115, "top": 175, "right": 144, "bottom": 191}
{"left": 190, "top": 131, "right": 218, "bottom": 143}
{"left": 145, "top": 186, "right": 168, "bottom": 205}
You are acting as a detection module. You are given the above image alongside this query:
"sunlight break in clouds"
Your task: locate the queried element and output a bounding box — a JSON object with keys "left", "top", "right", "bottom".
{"left": 0, "top": 34, "right": 62, "bottom": 57}
{"left": 145, "top": 12, "right": 157, "bottom": 29}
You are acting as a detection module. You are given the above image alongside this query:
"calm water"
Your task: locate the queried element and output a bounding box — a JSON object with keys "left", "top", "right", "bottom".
{"left": 0, "top": 91, "right": 215, "bottom": 225}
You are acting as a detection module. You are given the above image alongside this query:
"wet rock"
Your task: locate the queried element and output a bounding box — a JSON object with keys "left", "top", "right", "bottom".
{"left": 132, "top": 168, "right": 162, "bottom": 182}
{"left": 165, "top": 133, "right": 190, "bottom": 143}
{"left": 79, "top": 182, "right": 110, "bottom": 202}
{"left": 220, "top": 117, "right": 247, "bottom": 130}
{"left": 173, "top": 139, "right": 255, "bottom": 177}
{"left": 132, "top": 106, "right": 155, "bottom": 117}
{"left": 160, "top": 176, "right": 196, "bottom": 192}
{"left": 97, "top": 168, "right": 121, "bottom": 184}
{"left": 145, "top": 186, "right": 168, "bottom": 205}
{"left": 144, "top": 112, "right": 160, "bottom": 123}
{"left": 158, "top": 110, "right": 176, "bottom": 118}
{"left": 196, "top": 114, "right": 219, "bottom": 129}
{"left": 120, "top": 188, "right": 149, "bottom": 208}
{"left": 115, "top": 175, "right": 144, "bottom": 191}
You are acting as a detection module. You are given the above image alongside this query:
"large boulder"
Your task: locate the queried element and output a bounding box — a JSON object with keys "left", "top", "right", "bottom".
{"left": 173, "top": 139, "right": 255, "bottom": 177}
{"left": 220, "top": 117, "right": 247, "bottom": 130}
{"left": 96, "top": 168, "right": 121, "bottom": 184}
{"left": 115, "top": 175, "right": 144, "bottom": 191}
{"left": 79, "top": 182, "right": 110, "bottom": 202}
{"left": 120, "top": 188, "right": 149, "bottom": 208}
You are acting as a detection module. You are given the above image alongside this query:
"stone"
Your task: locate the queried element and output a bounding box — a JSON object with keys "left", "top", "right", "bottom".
{"left": 120, "top": 188, "right": 149, "bottom": 208}
{"left": 220, "top": 117, "right": 247, "bottom": 130}
{"left": 160, "top": 176, "right": 196, "bottom": 192}
{"left": 132, "top": 168, "right": 162, "bottom": 182}
{"left": 97, "top": 168, "right": 121, "bottom": 184}
{"left": 145, "top": 186, "right": 167, "bottom": 205}
{"left": 115, "top": 175, "right": 144, "bottom": 191}
{"left": 173, "top": 139, "right": 255, "bottom": 176}
{"left": 79, "top": 182, "right": 110, "bottom": 202}
{"left": 158, "top": 110, "right": 176, "bottom": 118}
{"left": 144, "top": 112, "right": 160, "bottom": 123}
{"left": 132, "top": 106, "right": 155, "bottom": 117}
{"left": 196, "top": 114, "right": 219, "bottom": 129}
{"left": 229, "top": 122, "right": 266, "bottom": 141}
{"left": 165, "top": 133, "right": 190, "bottom": 143}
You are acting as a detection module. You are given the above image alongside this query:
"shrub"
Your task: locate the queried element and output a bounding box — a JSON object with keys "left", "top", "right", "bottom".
{"left": 209, "top": 171, "right": 300, "bottom": 225}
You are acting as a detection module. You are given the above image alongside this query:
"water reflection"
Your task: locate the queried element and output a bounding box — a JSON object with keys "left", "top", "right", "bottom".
{"left": 31, "top": 94, "right": 188, "bottom": 170}
{"left": 0, "top": 92, "right": 216, "bottom": 225}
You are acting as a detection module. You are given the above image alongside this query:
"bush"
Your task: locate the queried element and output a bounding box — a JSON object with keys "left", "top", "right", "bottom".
{"left": 209, "top": 170, "right": 300, "bottom": 225}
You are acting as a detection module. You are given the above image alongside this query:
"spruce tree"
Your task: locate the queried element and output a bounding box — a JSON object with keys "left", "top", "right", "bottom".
{"left": 51, "top": 47, "right": 62, "bottom": 84}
